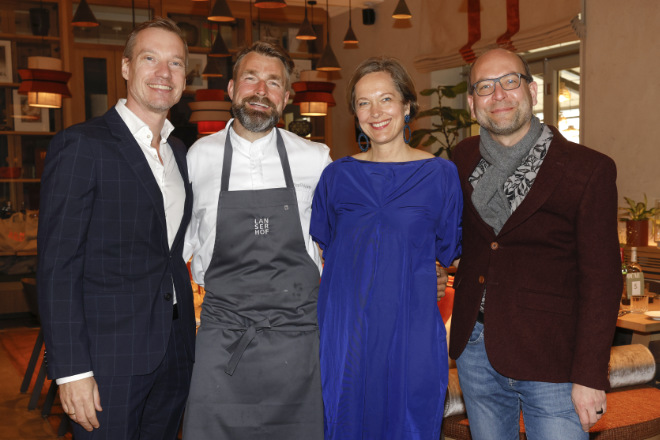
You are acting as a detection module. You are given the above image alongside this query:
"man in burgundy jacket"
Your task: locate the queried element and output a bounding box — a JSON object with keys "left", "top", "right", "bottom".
{"left": 449, "top": 48, "right": 621, "bottom": 439}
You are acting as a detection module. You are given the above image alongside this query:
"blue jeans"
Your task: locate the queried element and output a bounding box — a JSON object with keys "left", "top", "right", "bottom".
{"left": 455, "top": 321, "right": 587, "bottom": 440}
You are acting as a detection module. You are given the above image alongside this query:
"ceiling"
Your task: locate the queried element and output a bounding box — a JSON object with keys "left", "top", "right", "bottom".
{"left": 233, "top": 0, "right": 386, "bottom": 16}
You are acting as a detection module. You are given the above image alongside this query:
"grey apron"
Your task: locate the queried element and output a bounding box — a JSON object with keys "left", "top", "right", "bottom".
{"left": 183, "top": 126, "right": 324, "bottom": 440}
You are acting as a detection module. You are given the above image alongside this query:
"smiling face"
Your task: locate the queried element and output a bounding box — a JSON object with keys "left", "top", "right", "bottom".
{"left": 354, "top": 71, "right": 410, "bottom": 149}
{"left": 468, "top": 49, "right": 538, "bottom": 146}
{"left": 121, "top": 27, "right": 187, "bottom": 121}
{"left": 227, "top": 52, "right": 290, "bottom": 136}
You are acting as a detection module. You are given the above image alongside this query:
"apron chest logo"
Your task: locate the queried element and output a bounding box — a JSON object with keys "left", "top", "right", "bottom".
{"left": 255, "top": 218, "right": 270, "bottom": 235}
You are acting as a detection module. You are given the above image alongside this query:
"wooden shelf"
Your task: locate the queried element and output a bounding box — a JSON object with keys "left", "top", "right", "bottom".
{"left": 0, "top": 131, "right": 56, "bottom": 136}
{"left": 0, "top": 251, "right": 37, "bottom": 256}
{"left": 0, "top": 33, "right": 60, "bottom": 43}
{"left": 0, "top": 179, "right": 40, "bottom": 183}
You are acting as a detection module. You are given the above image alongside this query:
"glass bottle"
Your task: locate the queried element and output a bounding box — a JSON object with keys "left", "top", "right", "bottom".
{"left": 626, "top": 247, "right": 647, "bottom": 313}
{"left": 620, "top": 247, "right": 629, "bottom": 307}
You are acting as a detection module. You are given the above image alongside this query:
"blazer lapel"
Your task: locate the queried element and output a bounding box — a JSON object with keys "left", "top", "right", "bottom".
{"left": 169, "top": 137, "right": 192, "bottom": 254}
{"left": 498, "top": 130, "right": 568, "bottom": 237}
{"left": 104, "top": 108, "right": 168, "bottom": 240}
{"left": 460, "top": 128, "right": 570, "bottom": 239}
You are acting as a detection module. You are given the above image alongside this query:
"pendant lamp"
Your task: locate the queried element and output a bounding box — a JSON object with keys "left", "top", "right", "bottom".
{"left": 209, "top": 24, "right": 232, "bottom": 57}
{"left": 292, "top": 70, "right": 335, "bottom": 117}
{"left": 72, "top": 0, "right": 99, "bottom": 28}
{"left": 208, "top": 0, "right": 235, "bottom": 22}
{"left": 189, "top": 89, "right": 231, "bottom": 135}
{"left": 18, "top": 57, "right": 72, "bottom": 109}
{"left": 392, "top": 0, "right": 412, "bottom": 19}
{"left": 316, "top": 0, "right": 340, "bottom": 72}
{"left": 202, "top": 57, "right": 225, "bottom": 78}
{"left": 254, "top": 0, "right": 287, "bottom": 8}
{"left": 343, "top": 0, "right": 358, "bottom": 44}
{"left": 296, "top": 1, "right": 317, "bottom": 41}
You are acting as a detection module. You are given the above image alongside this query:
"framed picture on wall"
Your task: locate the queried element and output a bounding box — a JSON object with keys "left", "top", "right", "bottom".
{"left": 0, "top": 41, "right": 13, "bottom": 84}
{"left": 186, "top": 53, "right": 208, "bottom": 92}
{"left": 13, "top": 90, "right": 50, "bottom": 132}
{"left": 292, "top": 59, "right": 312, "bottom": 82}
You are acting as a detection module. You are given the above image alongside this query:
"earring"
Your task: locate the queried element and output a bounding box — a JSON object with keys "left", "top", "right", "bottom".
{"left": 403, "top": 114, "right": 411, "bottom": 144}
{"left": 358, "top": 130, "right": 370, "bottom": 152}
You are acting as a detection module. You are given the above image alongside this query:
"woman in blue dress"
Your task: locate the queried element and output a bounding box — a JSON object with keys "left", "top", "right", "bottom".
{"left": 310, "top": 57, "right": 463, "bottom": 440}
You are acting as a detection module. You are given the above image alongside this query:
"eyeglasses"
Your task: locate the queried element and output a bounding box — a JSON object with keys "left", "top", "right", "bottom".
{"left": 471, "top": 73, "right": 533, "bottom": 97}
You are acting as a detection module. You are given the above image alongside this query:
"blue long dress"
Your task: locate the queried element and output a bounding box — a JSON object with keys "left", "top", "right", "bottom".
{"left": 310, "top": 156, "right": 463, "bottom": 440}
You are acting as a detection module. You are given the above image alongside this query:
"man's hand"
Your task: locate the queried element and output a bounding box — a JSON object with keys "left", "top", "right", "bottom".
{"left": 59, "top": 377, "right": 102, "bottom": 432}
{"left": 436, "top": 262, "right": 448, "bottom": 301}
{"left": 571, "top": 383, "right": 606, "bottom": 432}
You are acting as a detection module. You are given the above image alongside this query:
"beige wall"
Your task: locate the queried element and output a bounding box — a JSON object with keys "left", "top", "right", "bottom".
{"left": 329, "top": 0, "right": 660, "bottom": 221}
{"left": 327, "top": 0, "right": 580, "bottom": 159}
{"left": 326, "top": 0, "right": 432, "bottom": 159}
{"left": 582, "top": 0, "right": 660, "bottom": 209}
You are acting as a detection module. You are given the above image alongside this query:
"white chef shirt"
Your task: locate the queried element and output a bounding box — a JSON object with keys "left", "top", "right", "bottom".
{"left": 183, "top": 120, "right": 332, "bottom": 286}
{"left": 57, "top": 100, "right": 185, "bottom": 385}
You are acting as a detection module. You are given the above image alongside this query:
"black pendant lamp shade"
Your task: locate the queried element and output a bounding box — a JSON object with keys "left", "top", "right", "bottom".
{"left": 72, "top": 0, "right": 99, "bottom": 28}
{"left": 343, "top": 0, "right": 358, "bottom": 44}
{"left": 296, "top": 1, "right": 317, "bottom": 41}
{"left": 316, "top": 0, "right": 340, "bottom": 71}
{"left": 392, "top": 0, "right": 412, "bottom": 19}
{"left": 208, "top": 0, "right": 236, "bottom": 22}
{"left": 202, "top": 57, "right": 225, "bottom": 78}
{"left": 316, "top": 43, "right": 340, "bottom": 72}
{"left": 254, "top": 0, "right": 287, "bottom": 8}
{"left": 209, "top": 26, "right": 231, "bottom": 57}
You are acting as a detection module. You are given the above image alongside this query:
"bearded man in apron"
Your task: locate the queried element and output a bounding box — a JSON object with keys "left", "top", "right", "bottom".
{"left": 182, "top": 41, "right": 331, "bottom": 439}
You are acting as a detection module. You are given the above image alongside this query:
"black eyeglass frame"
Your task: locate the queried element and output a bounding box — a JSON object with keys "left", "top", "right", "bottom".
{"left": 471, "top": 72, "right": 534, "bottom": 96}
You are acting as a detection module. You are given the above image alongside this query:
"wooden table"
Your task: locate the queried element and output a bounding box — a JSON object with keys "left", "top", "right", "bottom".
{"left": 617, "top": 299, "right": 660, "bottom": 346}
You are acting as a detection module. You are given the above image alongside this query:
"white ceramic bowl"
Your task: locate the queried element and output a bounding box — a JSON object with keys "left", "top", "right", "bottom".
{"left": 644, "top": 311, "right": 660, "bottom": 320}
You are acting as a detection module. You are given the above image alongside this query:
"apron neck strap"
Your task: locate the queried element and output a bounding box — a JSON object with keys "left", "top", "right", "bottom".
{"left": 222, "top": 122, "right": 295, "bottom": 192}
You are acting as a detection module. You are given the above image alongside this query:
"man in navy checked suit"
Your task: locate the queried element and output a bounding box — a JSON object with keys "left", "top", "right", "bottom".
{"left": 37, "top": 18, "right": 195, "bottom": 439}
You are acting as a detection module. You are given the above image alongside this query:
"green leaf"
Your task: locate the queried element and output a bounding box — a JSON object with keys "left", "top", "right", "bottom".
{"left": 452, "top": 81, "right": 469, "bottom": 94}
{"left": 416, "top": 108, "right": 440, "bottom": 118}
{"left": 621, "top": 194, "right": 658, "bottom": 220}
{"left": 422, "top": 135, "right": 439, "bottom": 147}
{"left": 441, "top": 87, "right": 457, "bottom": 98}
{"left": 409, "top": 131, "right": 428, "bottom": 148}
{"left": 411, "top": 128, "right": 433, "bottom": 136}
{"left": 440, "top": 107, "right": 458, "bottom": 121}
{"left": 420, "top": 88, "right": 437, "bottom": 97}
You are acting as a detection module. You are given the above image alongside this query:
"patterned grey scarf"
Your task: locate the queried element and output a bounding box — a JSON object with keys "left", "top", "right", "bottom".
{"left": 471, "top": 116, "right": 543, "bottom": 234}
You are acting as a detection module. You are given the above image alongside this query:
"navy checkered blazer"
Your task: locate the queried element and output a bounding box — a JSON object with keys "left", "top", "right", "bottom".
{"left": 37, "top": 107, "right": 195, "bottom": 380}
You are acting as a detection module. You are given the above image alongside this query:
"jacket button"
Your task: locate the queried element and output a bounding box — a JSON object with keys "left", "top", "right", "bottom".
{"left": 490, "top": 242, "right": 499, "bottom": 250}
{"left": 164, "top": 293, "right": 173, "bottom": 301}
{"left": 478, "top": 276, "right": 485, "bottom": 284}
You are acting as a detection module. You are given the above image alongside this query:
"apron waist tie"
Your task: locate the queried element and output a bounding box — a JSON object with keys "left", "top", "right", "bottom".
{"left": 225, "top": 317, "right": 272, "bottom": 376}
{"left": 223, "top": 319, "right": 318, "bottom": 376}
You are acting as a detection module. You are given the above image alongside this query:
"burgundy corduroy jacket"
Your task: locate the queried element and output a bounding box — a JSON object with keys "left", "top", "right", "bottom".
{"left": 449, "top": 126, "right": 621, "bottom": 391}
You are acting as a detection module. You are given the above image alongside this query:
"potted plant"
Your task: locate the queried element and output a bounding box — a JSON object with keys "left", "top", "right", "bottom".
{"left": 409, "top": 81, "right": 476, "bottom": 160}
{"left": 620, "top": 194, "right": 658, "bottom": 247}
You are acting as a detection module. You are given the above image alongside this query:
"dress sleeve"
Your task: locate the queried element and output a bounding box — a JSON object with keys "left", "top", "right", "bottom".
{"left": 435, "top": 162, "right": 463, "bottom": 267}
{"left": 310, "top": 166, "right": 332, "bottom": 252}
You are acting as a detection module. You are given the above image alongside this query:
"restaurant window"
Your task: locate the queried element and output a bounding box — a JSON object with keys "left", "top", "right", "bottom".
{"left": 526, "top": 43, "right": 580, "bottom": 143}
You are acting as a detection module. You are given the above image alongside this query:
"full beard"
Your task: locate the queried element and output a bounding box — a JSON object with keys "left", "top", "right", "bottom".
{"left": 232, "top": 96, "right": 280, "bottom": 133}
